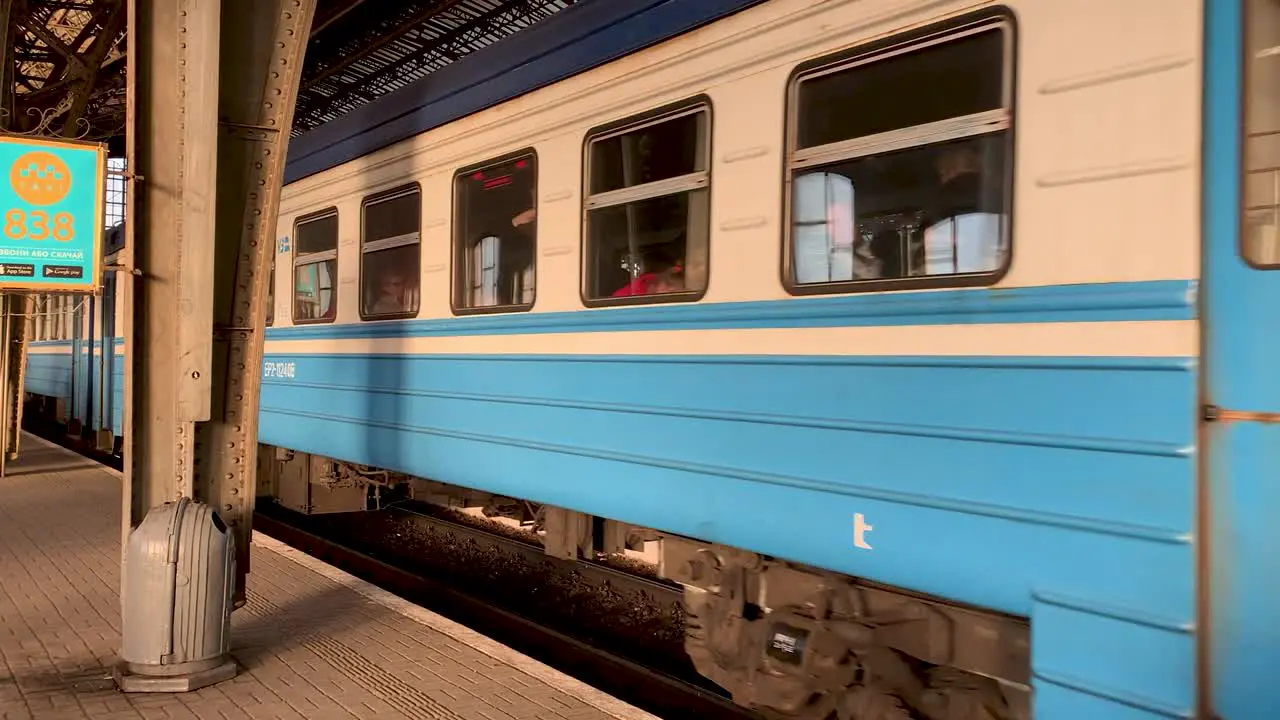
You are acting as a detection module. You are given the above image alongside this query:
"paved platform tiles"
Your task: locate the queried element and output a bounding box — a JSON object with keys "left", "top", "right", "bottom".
{"left": 0, "top": 434, "right": 657, "bottom": 720}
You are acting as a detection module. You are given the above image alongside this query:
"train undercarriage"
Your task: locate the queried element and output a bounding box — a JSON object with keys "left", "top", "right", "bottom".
{"left": 256, "top": 445, "right": 1032, "bottom": 720}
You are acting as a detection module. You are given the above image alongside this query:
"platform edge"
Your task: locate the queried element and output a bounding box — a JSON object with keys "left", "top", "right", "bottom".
{"left": 250, "top": 532, "right": 661, "bottom": 720}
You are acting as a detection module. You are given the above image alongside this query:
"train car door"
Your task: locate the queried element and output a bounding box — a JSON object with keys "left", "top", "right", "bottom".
{"left": 1203, "top": 1, "right": 1280, "bottom": 716}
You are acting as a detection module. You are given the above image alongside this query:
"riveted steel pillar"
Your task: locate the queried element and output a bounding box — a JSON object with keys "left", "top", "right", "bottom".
{"left": 198, "top": 0, "right": 315, "bottom": 605}
{"left": 124, "top": 0, "right": 220, "bottom": 543}
{"left": 125, "top": 0, "right": 315, "bottom": 609}
{"left": 3, "top": 292, "right": 31, "bottom": 463}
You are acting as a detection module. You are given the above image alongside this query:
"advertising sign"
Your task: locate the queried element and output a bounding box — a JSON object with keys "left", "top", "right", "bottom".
{"left": 0, "top": 135, "right": 106, "bottom": 292}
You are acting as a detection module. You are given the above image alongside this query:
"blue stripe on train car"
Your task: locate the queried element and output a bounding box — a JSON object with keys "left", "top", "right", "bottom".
{"left": 25, "top": 340, "right": 125, "bottom": 437}
{"left": 258, "top": 349, "right": 1198, "bottom": 715}
{"left": 24, "top": 350, "right": 72, "bottom": 404}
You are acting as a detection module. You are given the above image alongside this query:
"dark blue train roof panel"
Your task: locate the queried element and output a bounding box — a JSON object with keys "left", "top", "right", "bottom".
{"left": 284, "top": 0, "right": 769, "bottom": 184}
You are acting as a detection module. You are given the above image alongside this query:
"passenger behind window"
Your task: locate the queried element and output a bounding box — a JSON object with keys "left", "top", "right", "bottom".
{"left": 512, "top": 186, "right": 537, "bottom": 228}
{"left": 611, "top": 246, "right": 684, "bottom": 296}
{"left": 361, "top": 185, "right": 422, "bottom": 318}
{"left": 583, "top": 104, "right": 710, "bottom": 304}
{"left": 369, "top": 269, "right": 413, "bottom": 315}
{"left": 649, "top": 266, "right": 686, "bottom": 294}
{"left": 921, "top": 144, "right": 1004, "bottom": 275}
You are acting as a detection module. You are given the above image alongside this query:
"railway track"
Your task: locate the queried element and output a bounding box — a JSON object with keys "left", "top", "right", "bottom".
{"left": 253, "top": 506, "right": 758, "bottom": 720}
{"left": 387, "top": 499, "right": 681, "bottom": 600}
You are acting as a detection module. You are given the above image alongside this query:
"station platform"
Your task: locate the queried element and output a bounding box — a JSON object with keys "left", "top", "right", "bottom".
{"left": 0, "top": 434, "right": 657, "bottom": 720}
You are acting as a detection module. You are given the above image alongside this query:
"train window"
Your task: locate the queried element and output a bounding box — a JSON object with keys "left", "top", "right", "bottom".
{"left": 41, "top": 295, "right": 51, "bottom": 340}
{"left": 582, "top": 100, "right": 711, "bottom": 305}
{"left": 361, "top": 185, "right": 421, "bottom": 319}
{"left": 452, "top": 151, "right": 537, "bottom": 313}
{"left": 265, "top": 256, "right": 274, "bottom": 327}
{"left": 292, "top": 211, "right": 338, "bottom": 324}
{"left": 31, "top": 295, "right": 44, "bottom": 340}
{"left": 47, "top": 295, "right": 57, "bottom": 340}
{"left": 784, "top": 18, "right": 1013, "bottom": 293}
{"left": 1243, "top": 0, "right": 1280, "bottom": 267}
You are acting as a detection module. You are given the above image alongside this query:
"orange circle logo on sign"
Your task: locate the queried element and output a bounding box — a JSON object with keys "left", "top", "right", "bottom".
{"left": 9, "top": 152, "right": 72, "bottom": 206}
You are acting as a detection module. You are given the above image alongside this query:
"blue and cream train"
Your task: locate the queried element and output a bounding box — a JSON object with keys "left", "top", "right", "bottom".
{"left": 25, "top": 1, "right": 1280, "bottom": 717}
{"left": 25, "top": 259, "right": 123, "bottom": 453}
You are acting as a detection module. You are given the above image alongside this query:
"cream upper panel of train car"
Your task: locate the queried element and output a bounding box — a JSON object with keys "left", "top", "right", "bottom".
{"left": 270, "top": 0, "right": 1203, "bottom": 326}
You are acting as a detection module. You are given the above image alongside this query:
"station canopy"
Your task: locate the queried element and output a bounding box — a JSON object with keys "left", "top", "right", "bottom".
{"left": 5, "top": 0, "right": 576, "bottom": 150}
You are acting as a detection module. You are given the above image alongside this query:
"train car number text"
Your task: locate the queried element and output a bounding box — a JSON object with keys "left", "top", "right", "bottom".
{"left": 263, "top": 361, "right": 296, "bottom": 379}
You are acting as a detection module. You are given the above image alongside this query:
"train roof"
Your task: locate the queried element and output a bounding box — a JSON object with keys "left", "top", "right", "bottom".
{"left": 282, "top": 0, "right": 767, "bottom": 185}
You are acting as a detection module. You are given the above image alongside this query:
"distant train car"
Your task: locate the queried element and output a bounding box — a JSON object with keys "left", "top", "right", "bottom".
{"left": 24, "top": 222, "right": 124, "bottom": 452}
{"left": 26, "top": 1, "right": 1280, "bottom": 718}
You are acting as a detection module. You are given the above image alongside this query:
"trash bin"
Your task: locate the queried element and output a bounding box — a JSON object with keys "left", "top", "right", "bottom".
{"left": 114, "top": 497, "right": 238, "bottom": 692}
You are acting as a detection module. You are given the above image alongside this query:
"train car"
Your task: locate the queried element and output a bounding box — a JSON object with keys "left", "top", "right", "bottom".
{"left": 24, "top": 226, "right": 124, "bottom": 454}
{"left": 25, "top": 0, "right": 1280, "bottom": 717}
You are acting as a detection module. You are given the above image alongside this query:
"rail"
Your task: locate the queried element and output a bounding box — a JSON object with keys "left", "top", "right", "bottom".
{"left": 252, "top": 507, "right": 760, "bottom": 720}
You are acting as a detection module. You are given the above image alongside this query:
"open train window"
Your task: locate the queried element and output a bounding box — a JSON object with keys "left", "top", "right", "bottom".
{"left": 452, "top": 150, "right": 537, "bottom": 314}
{"left": 582, "top": 98, "right": 711, "bottom": 306}
{"left": 783, "top": 12, "right": 1014, "bottom": 295}
{"left": 361, "top": 184, "right": 421, "bottom": 320}
{"left": 1243, "top": 0, "right": 1280, "bottom": 267}
{"left": 292, "top": 210, "right": 337, "bottom": 324}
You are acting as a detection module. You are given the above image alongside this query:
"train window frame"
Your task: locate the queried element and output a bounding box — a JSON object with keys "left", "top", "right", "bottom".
{"left": 450, "top": 148, "right": 539, "bottom": 316}
{"left": 1241, "top": 0, "right": 1280, "bottom": 268}
{"left": 359, "top": 183, "right": 422, "bottom": 322}
{"left": 579, "top": 95, "right": 713, "bottom": 308}
{"left": 290, "top": 208, "right": 339, "bottom": 325}
{"left": 780, "top": 8, "right": 1017, "bottom": 296}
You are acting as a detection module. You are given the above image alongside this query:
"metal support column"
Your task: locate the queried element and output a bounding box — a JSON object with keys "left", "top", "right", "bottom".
{"left": 125, "top": 0, "right": 314, "bottom": 601}
{"left": 0, "top": 295, "right": 12, "bottom": 478}
{"left": 197, "top": 0, "right": 315, "bottom": 605}
{"left": 3, "top": 293, "right": 31, "bottom": 461}
{"left": 124, "top": 0, "right": 221, "bottom": 541}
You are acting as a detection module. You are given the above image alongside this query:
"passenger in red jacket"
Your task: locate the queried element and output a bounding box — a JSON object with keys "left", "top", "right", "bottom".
{"left": 612, "top": 251, "right": 684, "bottom": 297}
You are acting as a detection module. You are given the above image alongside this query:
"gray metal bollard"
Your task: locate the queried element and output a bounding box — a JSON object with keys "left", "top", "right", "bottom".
{"left": 114, "top": 497, "right": 238, "bottom": 692}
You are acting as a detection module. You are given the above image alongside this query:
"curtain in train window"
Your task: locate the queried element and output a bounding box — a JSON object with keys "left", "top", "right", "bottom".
{"left": 792, "top": 172, "right": 856, "bottom": 283}
{"left": 293, "top": 261, "right": 334, "bottom": 322}
{"left": 470, "top": 235, "right": 499, "bottom": 307}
